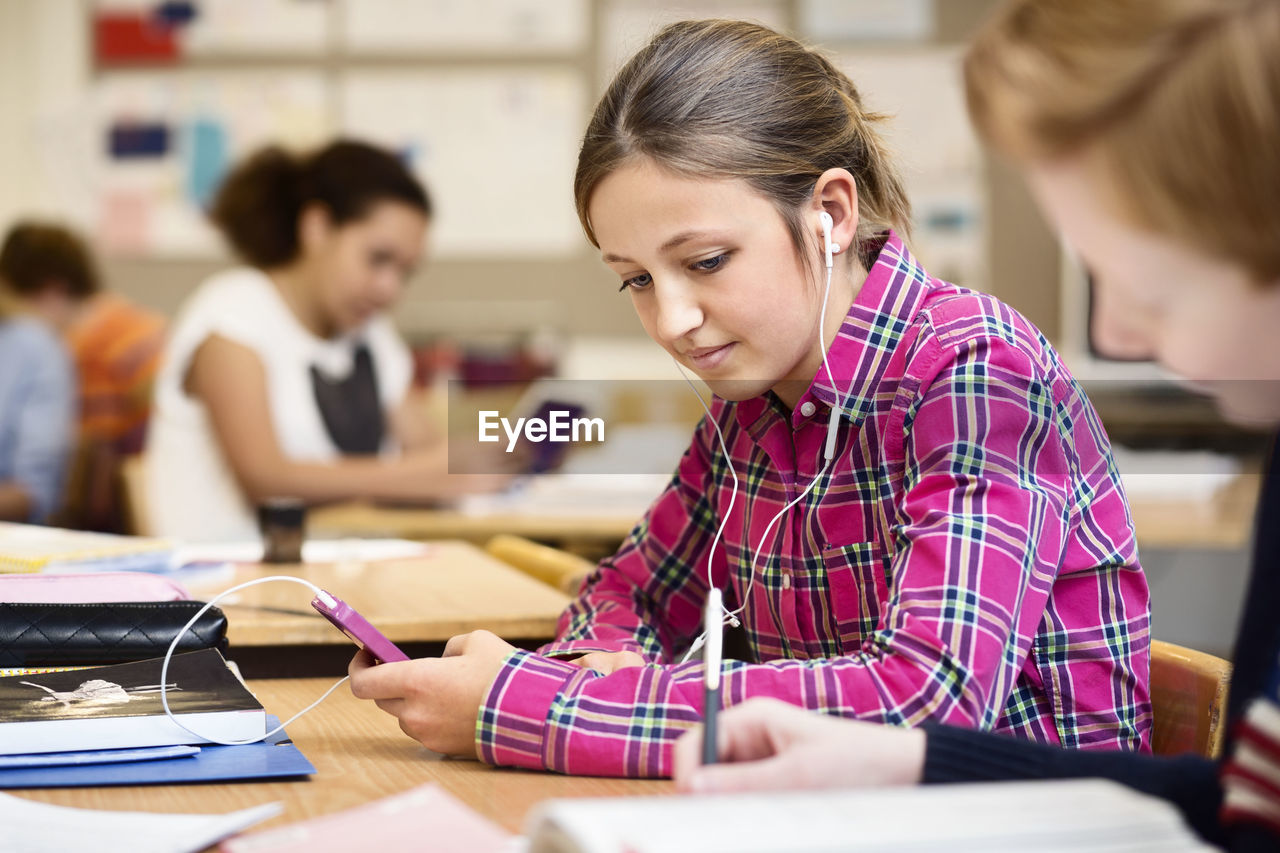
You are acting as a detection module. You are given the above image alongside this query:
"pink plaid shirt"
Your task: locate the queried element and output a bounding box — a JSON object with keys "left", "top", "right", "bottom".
{"left": 478, "top": 233, "right": 1152, "bottom": 777}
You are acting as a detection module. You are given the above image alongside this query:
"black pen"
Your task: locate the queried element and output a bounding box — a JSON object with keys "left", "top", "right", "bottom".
{"left": 702, "top": 587, "right": 723, "bottom": 765}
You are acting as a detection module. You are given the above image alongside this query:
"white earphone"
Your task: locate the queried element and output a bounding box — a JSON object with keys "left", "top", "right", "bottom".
{"left": 819, "top": 210, "right": 841, "bottom": 269}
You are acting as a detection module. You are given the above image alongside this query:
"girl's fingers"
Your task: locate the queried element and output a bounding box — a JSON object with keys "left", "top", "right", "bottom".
{"left": 682, "top": 755, "right": 794, "bottom": 794}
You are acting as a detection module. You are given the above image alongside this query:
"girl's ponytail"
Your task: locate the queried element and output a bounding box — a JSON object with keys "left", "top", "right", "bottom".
{"left": 209, "top": 146, "right": 304, "bottom": 268}
{"left": 209, "top": 140, "right": 430, "bottom": 268}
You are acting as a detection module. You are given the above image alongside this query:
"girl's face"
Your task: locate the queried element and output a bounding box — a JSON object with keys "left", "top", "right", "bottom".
{"left": 1027, "top": 156, "right": 1280, "bottom": 428}
{"left": 589, "top": 158, "right": 839, "bottom": 407}
{"left": 304, "top": 200, "right": 428, "bottom": 335}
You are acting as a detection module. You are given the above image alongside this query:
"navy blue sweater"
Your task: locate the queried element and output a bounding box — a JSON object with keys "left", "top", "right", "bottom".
{"left": 923, "top": 436, "right": 1280, "bottom": 851}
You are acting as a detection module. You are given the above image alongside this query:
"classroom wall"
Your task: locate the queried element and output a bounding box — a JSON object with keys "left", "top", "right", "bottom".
{"left": 0, "top": 1, "right": 90, "bottom": 230}
{"left": 0, "top": 0, "right": 1059, "bottom": 347}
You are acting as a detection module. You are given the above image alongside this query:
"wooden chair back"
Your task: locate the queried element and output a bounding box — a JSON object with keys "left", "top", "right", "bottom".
{"left": 485, "top": 534, "right": 595, "bottom": 595}
{"left": 1150, "top": 639, "right": 1232, "bottom": 759}
{"left": 118, "top": 453, "right": 152, "bottom": 536}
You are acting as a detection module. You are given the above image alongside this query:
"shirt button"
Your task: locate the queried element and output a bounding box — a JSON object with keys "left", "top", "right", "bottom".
{"left": 799, "top": 401, "right": 816, "bottom": 418}
{"left": 782, "top": 573, "right": 792, "bottom": 590}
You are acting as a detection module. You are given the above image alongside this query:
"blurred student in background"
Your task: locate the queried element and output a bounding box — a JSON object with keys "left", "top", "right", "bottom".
{"left": 146, "top": 139, "right": 502, "bottom": 541}
{"left": 0, "top": 238, "right": 74, "bottom": 523}
{"left": 674, "top": 1, "right": 1280, "bottom": 849}
{"left": 0, "top": 222, "right": 166, "bottom": 530}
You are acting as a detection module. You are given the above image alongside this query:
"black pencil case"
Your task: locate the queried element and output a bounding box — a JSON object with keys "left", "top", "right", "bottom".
{"left": 0, "top": 601, "right": 228, "bottom": 667}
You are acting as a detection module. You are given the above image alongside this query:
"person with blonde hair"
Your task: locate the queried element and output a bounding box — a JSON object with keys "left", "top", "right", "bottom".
{"left": 347, "top": 19, "right": 1150, "bottom": 779}
{"left": 673, "top": 2, "right": 1280, "bottom": 849}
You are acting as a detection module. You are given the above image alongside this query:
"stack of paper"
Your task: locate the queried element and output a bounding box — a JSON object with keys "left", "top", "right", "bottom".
{"left": 0, "top": 717, "right": 313, "bottom": 788}
{"left": 0, "top": 651, "right": 314, "bottom": 789}
{"left": 0, "top": 522, "right": 172, "bottom": 574}
{"left": 1109, "top": 446, "right": 1243, "bottom": 502}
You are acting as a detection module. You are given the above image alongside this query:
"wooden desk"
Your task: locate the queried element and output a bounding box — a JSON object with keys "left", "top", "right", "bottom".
{"left": 10, "top": 678, "right": 672, "bottom": 840}
{"left": 314, "top": 474, "right": 1263, "bottom": 555}
{"left": 185, "top": 541, "right": 571, "bottom": 676}
{"left": 309, "top": 503, "right": 640, "bottom": 562}
{"left": 1127, "top": 473, "right": 1259, "bottom": 550}
{"left": 311, "top": 501, "right": 638, "bottom": 545}
{"left": 310, "top": 472, "right": 668, "bottom": 560}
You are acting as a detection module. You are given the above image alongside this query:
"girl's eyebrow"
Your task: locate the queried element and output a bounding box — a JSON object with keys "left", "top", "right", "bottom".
{"left": 602, "top": 230, "right": 718, "bottom": 264}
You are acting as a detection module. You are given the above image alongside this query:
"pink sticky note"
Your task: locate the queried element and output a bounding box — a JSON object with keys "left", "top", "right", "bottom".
{"left": 221, "top": 783, "right": 512, "bottom": 853}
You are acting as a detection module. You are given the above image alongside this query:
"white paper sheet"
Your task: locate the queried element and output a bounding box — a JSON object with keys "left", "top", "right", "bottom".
{"left": 0, "top": 792, "right": 281, "bottom": 853}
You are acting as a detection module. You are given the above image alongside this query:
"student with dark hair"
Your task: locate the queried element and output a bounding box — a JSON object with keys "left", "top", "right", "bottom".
{"left": 147, "top": 139, "right": 503, "bottom": 540}
{"left": 0, "top": 221, "right": 167, "bottom": 530}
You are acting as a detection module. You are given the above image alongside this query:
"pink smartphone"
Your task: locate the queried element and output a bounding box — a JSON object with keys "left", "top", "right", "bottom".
{"left": 310, "top": 589, "right": 410, "bottom": 663}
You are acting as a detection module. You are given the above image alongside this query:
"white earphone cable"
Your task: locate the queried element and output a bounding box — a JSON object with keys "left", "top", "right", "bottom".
{"left": 678, "top": 226, "right": 852, "bottom": 662}
{"left": 674, "top": 363, "right": 740, "bottom": 629}
{"left": 159, "top": 575, "right": 351, "bottom": 746}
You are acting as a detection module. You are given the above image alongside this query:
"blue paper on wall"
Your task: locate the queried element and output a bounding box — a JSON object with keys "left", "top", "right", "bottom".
{"left": 186, "top": 116, "right": 228, "bottom": 209}
{"left": 108, "top": 122, "right": 170, "bottom": 159}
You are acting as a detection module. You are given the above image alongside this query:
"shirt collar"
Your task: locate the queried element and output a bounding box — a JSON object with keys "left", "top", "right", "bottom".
{"left": 735, "top": 230, "right": 933, "bottom": 432}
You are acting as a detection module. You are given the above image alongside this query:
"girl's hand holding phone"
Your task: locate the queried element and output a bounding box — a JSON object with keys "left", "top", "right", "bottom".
{"left": 347, "top": 629, "right": 517, "bottom": 757}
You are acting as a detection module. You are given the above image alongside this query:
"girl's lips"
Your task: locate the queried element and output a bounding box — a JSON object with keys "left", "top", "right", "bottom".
{"left": 687, "top": 342, "right": 735, "bottom": 371}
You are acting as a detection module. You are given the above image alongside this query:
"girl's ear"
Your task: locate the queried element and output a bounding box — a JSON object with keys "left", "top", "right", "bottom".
{"left": 297, "top": 202, "right": 333, "bottom": 257}
{"left": 811, "top": 168, "right": 859, "bottom": 262}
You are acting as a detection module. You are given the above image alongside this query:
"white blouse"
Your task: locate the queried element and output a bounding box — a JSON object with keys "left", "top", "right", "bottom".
{"left": 146, "top": 267, "right": 411, "bottom": 541}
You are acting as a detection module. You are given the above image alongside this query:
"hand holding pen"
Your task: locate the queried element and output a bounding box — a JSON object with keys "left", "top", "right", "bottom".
{"left": 702, "top": 587, "right": 724, "bottom": 765}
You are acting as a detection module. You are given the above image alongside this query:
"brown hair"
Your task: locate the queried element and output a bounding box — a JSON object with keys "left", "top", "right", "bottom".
{"left": 0, "top": 222, "right": 100, "bottom": 299}
{"left": 209, "top": 139, "right": 431, "bottom": 268}
{"left": 574, "top": 19, "right": 912, "bottom": 272}
{"left": 965, "top": 0, "right": 1280, "bottom": 282}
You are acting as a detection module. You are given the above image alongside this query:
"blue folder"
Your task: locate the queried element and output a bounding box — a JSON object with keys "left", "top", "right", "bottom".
{"left": 0, "top": 716, "right": 314, "bottom": 788}
{"left": 0, "top": 744, "right": 200, "bottom": 769}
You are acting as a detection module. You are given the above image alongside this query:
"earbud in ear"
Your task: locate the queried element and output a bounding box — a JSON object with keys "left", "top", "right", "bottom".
{"left": 818, "top": 211, "right": 835, "bottom": 269}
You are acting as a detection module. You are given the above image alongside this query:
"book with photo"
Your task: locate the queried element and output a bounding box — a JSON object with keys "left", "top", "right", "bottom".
{"left": 0, "top": 648, "right": 265, "bottom": 756}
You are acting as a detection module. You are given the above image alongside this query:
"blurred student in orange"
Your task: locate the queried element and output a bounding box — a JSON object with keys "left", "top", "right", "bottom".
{"left": 0, "top": 222, "right": 164, "bottom": 528}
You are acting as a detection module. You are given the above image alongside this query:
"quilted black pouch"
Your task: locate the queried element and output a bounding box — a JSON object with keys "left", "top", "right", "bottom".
{"left": 0, "top": 601, "right": 228, "bottom": 667}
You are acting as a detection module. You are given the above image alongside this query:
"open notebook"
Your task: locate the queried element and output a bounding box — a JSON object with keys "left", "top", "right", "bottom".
{"left": 525, "top": 778, "right": 1214, "bottom": 853}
